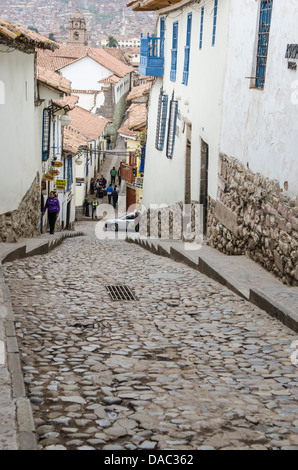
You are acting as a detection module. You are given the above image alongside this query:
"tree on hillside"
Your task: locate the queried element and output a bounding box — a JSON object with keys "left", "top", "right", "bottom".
{"left": 48, "top": 33, "right": 56, "bottom": 41}
{"left": 107, "top": 35, "right": 118, "bottom": 48}
{"left": 28, "top": 25, "right": 39, "bottom": 33}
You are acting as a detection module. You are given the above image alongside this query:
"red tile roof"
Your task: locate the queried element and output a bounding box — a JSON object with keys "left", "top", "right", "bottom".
{"left": 37, "top": 45, "right": 134, "bottom": 78}
{"left": 52, "top": 94, "right": 79, "bottom": 110}
{"left": 118, "top": 102, "right": 147, "bottom": 138}
{"left": 68, "top": 106, "right": 110, "bottom": 141}
{"left": 126, "top": 82, "right": 151, "bottom": 102}
{"left": 0, "top": 17, "right": 57, "bottom": 52}
{"left": 37, "top": 67, "right": 71, "bottom": 95}
{"left": 63, "top": 126, "right": 89, "bottom": 155}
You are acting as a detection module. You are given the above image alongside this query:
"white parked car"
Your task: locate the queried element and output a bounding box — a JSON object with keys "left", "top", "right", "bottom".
{"left": 104, "top": 212, "right": 140, "bottom": 232}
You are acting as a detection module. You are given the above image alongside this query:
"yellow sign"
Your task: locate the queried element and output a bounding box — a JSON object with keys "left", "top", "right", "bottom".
{"left": 43, "top": 173, "right": 55, "bottom": 181}
{"left": 55, "top": 178, "right": 67, "bottom": 188}
{"left": 52, "top": 161, "right": 63, "bottom": 168}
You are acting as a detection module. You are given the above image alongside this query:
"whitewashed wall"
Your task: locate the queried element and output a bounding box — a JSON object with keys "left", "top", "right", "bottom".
{"left": 59, "top": 56, "right": 110, "bottom": 91}
{"left": 220, "top": 0, "right": 298, "bottom": 199}
{"left": 142, "top": 0, "right": 231, "bottom": 207}
{"left": 0, "top": 47, "right": 39, "bottom": 215}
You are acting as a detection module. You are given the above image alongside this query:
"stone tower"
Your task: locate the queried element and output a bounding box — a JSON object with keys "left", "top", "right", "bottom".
{"left": 67, "top": 10, "right": 88, "bottom": 46}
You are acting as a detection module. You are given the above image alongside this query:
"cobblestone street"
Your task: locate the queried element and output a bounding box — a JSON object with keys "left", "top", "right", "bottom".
{"left": 2, "top": 223, "right": 298, "bottom": 450}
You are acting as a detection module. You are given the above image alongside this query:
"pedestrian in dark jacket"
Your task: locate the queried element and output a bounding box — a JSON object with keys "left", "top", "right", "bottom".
{"left": 83, "top": 196, "right": 90, "bottom": 217}
{"left": 112, "top": 187, "right": 118, "bottom": 209}
{"left": 43, "top": 191, "right": 60, "bottom": 234}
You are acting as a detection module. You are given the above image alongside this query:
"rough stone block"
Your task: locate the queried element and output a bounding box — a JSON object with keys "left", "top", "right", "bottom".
{"left": 215, "top": 200, "right": 238, "bottom": 236}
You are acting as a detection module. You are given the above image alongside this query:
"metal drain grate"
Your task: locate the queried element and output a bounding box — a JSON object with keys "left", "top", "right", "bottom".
{"left": 106, "top": 285, "right": 138, "bottom": 301}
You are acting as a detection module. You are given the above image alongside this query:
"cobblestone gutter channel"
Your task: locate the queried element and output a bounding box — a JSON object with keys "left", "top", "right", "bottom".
{"left": 1, "top": 226, "right": 298, "bottom": 450}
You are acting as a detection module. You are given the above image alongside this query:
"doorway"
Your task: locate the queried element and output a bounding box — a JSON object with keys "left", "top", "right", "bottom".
{"left": 185, "top": 127, "right": 191, "bottom": 205}
{"left": 200, "top": 139, "right": 209, "bottom": 236}
{"left": 66, "top": 201, "right": 71, "bottom": 230}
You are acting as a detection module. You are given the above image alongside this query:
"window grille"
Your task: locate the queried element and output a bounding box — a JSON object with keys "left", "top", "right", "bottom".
{"left": 166, "top": 92, "right": 178, "bottom": 159}
{"left": 155, "top": 88, "right": 168, "bottom": 151}
{"left": 212, "top": 0, "right": 218, "bottom": 46}
{"left": 160, "top": 16, "right": 165, "bottom": 58}
{"left": 42, "top": 108, "right": 51, "bottom": 161}
{"left": 199, "top": 7, "right": 204, "bottom": 50}
{"left": 182, "top": 13, "right": 192, "bottom": 85}
{"left": 67, "top": 155, "right": 73, "bottom": 191}
{"left": 170, "top": 22, "right": 178, "bottom": 82}
{"left": 139, "top": 145, "right": 146, "bottom": 173}
{"left": 256, "top": 0, "right": 273, "bottom": 89}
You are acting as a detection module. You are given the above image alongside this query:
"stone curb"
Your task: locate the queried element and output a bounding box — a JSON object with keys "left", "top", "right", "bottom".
{"left": 0, "top": 230, "right": 85, "bottom": 450}
{"left": 126, "top": 236, "right": 298, "bottom": 334}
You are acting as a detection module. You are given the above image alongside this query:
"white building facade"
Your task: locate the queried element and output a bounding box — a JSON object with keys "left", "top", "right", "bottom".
{"left": 132, "top": 0, "right": 230, "bottom": 238}
{"left": 0, "top": 19, "right": 70, "bottom": 242}
{"left": 208, "top": 0, "right": 298, "bottom": 285}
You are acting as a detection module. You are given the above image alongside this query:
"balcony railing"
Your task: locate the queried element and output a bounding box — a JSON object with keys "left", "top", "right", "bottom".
{"left": 120, "top": 162, "right": 136, "bottom": 184}
{"left": 139, "top": 34, "right": 164, "bottom": 77}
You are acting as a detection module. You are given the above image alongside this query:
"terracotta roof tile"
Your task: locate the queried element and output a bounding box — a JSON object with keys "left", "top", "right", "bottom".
{"left": 126, "top": 82, "right": 151, "bottom": 101}
{"left": 37, "top": 67, "right": 71, "bottom": 95}
{"left": 98, "top": 74, "right": 121, "bottom": 84}
{"left": 68, "top": 106, "right": 110, "bottom": 141}
{"left": 52, "top": 94, "right": 79, "bottom": 110}
{"left": 63, "top": 126, "right": 89, "bottom": 155}
{"left": 37, "top": 45, "right": 134, "bottom": 77}
{"left": 0, "top": 17, "right": 57, "bottom": 51}
{"left": 118, "top": 102, "right": 147, "bottom": 137}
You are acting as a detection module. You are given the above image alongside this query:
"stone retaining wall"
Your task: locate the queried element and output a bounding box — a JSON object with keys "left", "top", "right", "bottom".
{"left": 208, "top": 154, "right": 298, "bottom": 286}
{"left": 0, "top": 173, "right": 40, "bottom": 243}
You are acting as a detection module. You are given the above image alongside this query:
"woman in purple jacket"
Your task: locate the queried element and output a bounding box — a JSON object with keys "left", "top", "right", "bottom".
{"left": 43, "top": 191, "right": 60, "bottom": 234}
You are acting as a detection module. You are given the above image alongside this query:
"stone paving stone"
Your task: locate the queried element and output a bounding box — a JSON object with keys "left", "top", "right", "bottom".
{"left": 2, "top": 223, "right": 298, "bottom": 450}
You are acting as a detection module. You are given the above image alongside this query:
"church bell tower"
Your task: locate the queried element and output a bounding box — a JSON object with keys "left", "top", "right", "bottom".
{"left": 67, "top": 10, "right": 88, "bottom": 46}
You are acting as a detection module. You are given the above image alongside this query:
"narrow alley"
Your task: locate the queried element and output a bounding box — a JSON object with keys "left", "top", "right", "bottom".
{"left": 2, "top": 222, "right": 298, "bottom": 451}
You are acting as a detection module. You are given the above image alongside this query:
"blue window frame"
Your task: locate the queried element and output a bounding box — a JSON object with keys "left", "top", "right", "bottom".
{"left": 160, "top": 16, "right": 165, "bottom": 58}
{"left": 86, "top": 151, "right": 89, "bottom": 177}
{"left": 166, "top": 93, "right": 178, "bottom": 159}
{"left": 67, "top": 155, "right": 73, "bottom": 191}
{"left": 42, "top": 108, "right": 51, "bottom": 161}
{"left": 139, "top": 145, "right": 146, "bottom": 173}
{"left": 256, "top": 0, "right": 273, "bottom": 89}
{"left": 182, "top": 13, "right": 192, "bottom": 85}
{"left": 155, "top": 88, "right": 168, "bottom": 151}
{"left": 170, "top": 21, "right": 178, "bottom": 82}
{"left": 212, "top": 0, "right": 218, "bottom": 46}
{"left": 199, "top": 7, "right": 204, "bottom": 49}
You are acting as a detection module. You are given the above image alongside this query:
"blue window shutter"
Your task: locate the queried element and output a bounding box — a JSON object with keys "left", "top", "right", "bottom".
{"left": 155, "top": 88, "right": 168, "bottom": 151}
{"left": 170, "top": 22, "right": 178, "bottom": 82}
{"left": 42, "top": 108, "right": 51, "bottom": 161}
{"left": 199, "top": 7, "right": 204, "bottom": 49}
{"left": 160, "top": 16, "right": 165, "bottom": 57}
{"left": 139, "top": 145, "right": 146, "bottom": 173}
{"left": 182, "top": 13, "right": 192, "bottom": 85}
{"left": 70, "top": 156, "right": 73, "bottom": 185}
{"left": 166, "top": 93, "right": 178, "bottom": 159}
{"left": 256, "top": 0, "right": 273, "bottom": 88}
{"left": 212, "top": 0, "right": 218, "bottom": 46}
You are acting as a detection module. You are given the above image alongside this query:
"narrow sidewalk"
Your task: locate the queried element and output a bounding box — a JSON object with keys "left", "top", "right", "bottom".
{"left": 126, "top": 233, "right": 298, "bottom": 334}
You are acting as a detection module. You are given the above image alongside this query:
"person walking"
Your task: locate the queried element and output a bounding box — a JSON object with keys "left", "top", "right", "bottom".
{"left": 118, "top": 167, "right": 121, "bottom": 186}
{"left": 106, "top": 184, "right": 113, "bottom": 205}
{"left": 43, "top": 191, "right": 60, "bottom": 234}
{"left": 83, "top": 195, "right": 90, "bottom": 217}
{"left": 112, "top": 187, "right": 118, "bottom": 209}
{"left": 110, "top": 167, "right": 117, "bottom": 185}
{"left": 91, "top": 199, "right": 99, "bottom": 219}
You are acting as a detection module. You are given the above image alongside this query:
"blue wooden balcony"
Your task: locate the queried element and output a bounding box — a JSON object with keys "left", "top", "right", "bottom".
{"left": 139, "top": 34, "right": 164, "bottom": 77}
